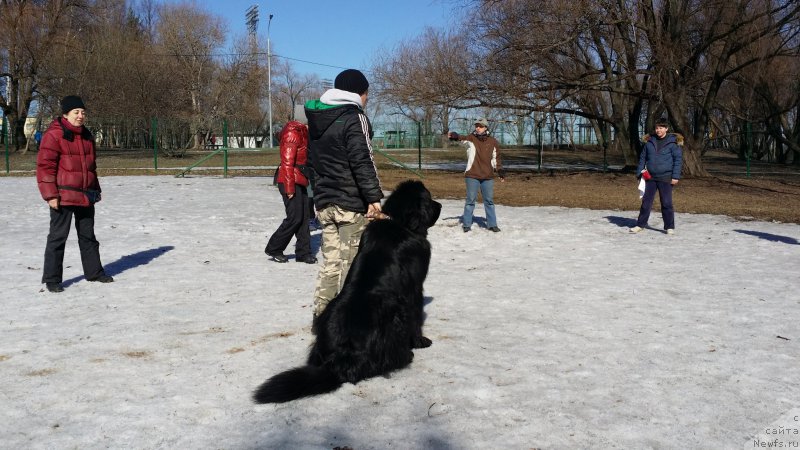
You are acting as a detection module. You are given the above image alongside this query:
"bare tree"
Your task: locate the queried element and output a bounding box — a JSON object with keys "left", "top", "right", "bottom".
{"left": 213, "top": 35, "right": 268, "bottom": 147}
{"left": 155, "top": 2, "right": 225, "bottom": 148}
{"left": 272, "top": 58, "right": 320, "bottom": 123}
{"left": 463, "top": 0, "right": 800, "bottom": 175}
{"left": 712, "top": 25, "right": 800, "bottom": 164}
{"left": 0, "top": 0, "right": 89, "bottom": 151}
{"left": 371, "top": 27, "right": 475, "bottom": 133}
{"left": 639, "top": 0, "right": 800, "bottom": 175}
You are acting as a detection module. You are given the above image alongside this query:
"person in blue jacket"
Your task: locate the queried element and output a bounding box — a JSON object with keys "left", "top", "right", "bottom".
{"left": 630, "top": 119, "right": 683, "bottom": 235}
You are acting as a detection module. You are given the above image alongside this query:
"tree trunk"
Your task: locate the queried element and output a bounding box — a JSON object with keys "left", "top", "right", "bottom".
{"left": 617, "top": 130, "right": 637, "bottom": 169}
{"left": 611, "top": 109, "right": 640, "bottom": 170}
{"left": 13, "top": 117, "right": 28, "bottom": 152}
{"left": 190, "top": 89, "right": 202, "bottom": 149}
{"left": 681, "top": 136, "right": 709, "bottom": 177}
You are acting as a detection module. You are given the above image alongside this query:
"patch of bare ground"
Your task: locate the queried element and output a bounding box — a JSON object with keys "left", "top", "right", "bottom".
{"left": 378, "top": 169, "right": 800, "bottom": 224}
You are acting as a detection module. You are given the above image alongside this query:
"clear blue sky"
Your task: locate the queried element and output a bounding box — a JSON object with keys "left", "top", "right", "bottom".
{"left": 181, "top": 0, "right": 459, "bottom": 82}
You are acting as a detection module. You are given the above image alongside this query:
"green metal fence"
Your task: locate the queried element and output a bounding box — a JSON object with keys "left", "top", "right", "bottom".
{"left": 3, "top": 114, "right": 796, "bottom": 179}
{"left": 3, "top": 115, "right": 8, "bottom": 174}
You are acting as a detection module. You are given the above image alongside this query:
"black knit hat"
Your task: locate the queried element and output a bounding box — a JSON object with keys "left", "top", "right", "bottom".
{"left": 334, "top": 69, "right": 369, "bottom": 95}
{"left": 60, "top": 95, "right": 86, "bottom": 114}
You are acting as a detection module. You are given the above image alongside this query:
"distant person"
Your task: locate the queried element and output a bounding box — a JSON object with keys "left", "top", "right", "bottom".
{"left": 448, "top": 118, "right": 505, "bottom": 232}
{"left": 630, "top": 118, "right": 683, "bottom": 235}
{"left": 265, "top": 116, "right": 317, "bottom": 264}
{"left": 304, "top": 68, "right": 383, "bottom": 318}
{"left": 36, "top": 95, "right": 113, "bottom": 293}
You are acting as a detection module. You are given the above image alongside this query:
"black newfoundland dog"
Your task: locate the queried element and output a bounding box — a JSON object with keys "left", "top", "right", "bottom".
{"left": 253, "top": 180, "right": 441, "bottom": 403}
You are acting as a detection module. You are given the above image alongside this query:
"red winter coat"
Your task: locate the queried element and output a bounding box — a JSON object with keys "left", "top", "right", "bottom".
{"left": 36, "top": 118, "right": 100, "bottom": 207}
{"left": 275, "top": 121, "right": 310, "bottom": 196}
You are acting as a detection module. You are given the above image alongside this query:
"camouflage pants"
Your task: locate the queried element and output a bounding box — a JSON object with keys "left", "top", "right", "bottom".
{"left": 312, "top": 205, "right": 368, "bottom": 317}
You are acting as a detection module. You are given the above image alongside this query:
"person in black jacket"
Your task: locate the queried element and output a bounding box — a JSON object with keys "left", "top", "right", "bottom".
{"left": 304, "top": 69, "right": 383, "bottom": 317}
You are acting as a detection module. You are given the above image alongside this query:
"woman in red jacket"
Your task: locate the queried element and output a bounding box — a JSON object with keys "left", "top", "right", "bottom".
{"left": 264, "top": 119, "right": 317, "bottom": 264}
{"left": 36, "top": 95, "right": 113, "bottom": 292}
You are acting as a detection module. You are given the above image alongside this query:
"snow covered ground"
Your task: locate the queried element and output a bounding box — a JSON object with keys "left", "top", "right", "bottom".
{"left": 1, "top": 176, "right": 798, "bottom": 449}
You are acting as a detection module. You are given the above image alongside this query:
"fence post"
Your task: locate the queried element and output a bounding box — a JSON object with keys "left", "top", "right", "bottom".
{"left": 223, "top": 120, "right": 228, "bottom": 178}
{"left": 537, "top": 119, "right": 543, "bottom": 172}
{"left": 3, "top": 115, "right": 8, "bottom": 175}
{"left": 151, "top": 117, "right": 158, "bottom": 170}
{"left": 417, "top": 120, "right": 422, "bottom": 171}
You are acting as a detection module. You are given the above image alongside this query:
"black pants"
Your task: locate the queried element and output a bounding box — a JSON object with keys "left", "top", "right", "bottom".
{"left": 265, "top": 184, "right": 312, "bottom": 258}
{"left": 42, "top": 205, "right": 105, "bottom": 283}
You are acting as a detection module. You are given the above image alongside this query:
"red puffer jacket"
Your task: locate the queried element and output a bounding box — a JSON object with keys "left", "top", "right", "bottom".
{"left": 275, "top": 121, "right": 309, "bottom": 196}
{"left": 36, "top": 118, "right": 100, "bottom": 207}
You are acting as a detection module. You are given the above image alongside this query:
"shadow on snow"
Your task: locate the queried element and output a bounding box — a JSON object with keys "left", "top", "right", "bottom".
{"left": 734, "top": 229, "right": 799, "bottom": 245}
{"left": 62, "top": 245, "right": 175, "bottom": 287}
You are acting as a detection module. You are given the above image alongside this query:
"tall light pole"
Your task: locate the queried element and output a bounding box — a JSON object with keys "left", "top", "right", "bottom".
{"left": 267, "top": 13, "right": 274, "bottom": 148}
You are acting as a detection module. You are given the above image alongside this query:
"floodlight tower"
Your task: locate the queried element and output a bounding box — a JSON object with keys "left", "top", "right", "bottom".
{"left": 245, "top": 5, "right": 258, "bottom": 40}
{"left": 267, "top": 13, "right": 274, "bottom": 148}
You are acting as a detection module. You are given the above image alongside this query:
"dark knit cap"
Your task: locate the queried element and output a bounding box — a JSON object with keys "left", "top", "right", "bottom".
{"left": 61, "top": 95, "right": 86, "bottom": 114}
{"left": 334, "top": 69, "right": 369, "bottom": 95}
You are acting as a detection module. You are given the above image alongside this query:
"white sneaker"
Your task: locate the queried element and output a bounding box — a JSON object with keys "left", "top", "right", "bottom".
{"left": 666, "top": 229, "right": 675, "bottom": 235}
{"left": 629, "top": 226, "right": 643, "bottom": 233}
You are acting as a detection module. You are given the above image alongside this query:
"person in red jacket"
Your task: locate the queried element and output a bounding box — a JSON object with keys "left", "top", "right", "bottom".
{"left": 265, "top": 118, "right": 317, "bottom": 264}
{"left": 36, "top": 95, "right": 113, "bottom": 293}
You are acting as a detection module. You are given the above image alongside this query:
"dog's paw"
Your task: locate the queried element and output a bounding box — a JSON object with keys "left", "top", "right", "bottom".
{"left": 413, "top": 336, "right": 432, "bottom": 348}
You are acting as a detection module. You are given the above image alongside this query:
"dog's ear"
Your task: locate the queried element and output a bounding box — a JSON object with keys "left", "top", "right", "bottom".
{"left": 383, "top": 180, "right": 432, "bottom": 233}
{"left": 413, "top": 196, "right": 441, "bottom": 232}
{"left": 405, "top": 211, "right": 422, "bottom": 233}
{"left": 383, "top": 180, "right": 417, "bottom": 216}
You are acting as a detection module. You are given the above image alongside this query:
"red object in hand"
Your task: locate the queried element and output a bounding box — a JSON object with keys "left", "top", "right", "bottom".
{"left": 641, "top": 169, "right": 652, "bottom": 180}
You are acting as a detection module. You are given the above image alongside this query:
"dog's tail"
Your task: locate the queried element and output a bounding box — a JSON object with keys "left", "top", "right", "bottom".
{"left": 253, "top": 365, "right": 342, "bottom": 404}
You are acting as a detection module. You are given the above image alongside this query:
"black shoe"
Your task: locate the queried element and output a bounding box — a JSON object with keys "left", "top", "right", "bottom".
{"left": 296, "top": 255, "right": 318, "bottom": 264}
{"left": 89, "top": 274, "right": 114, "bottom": 283}
{"left": 463, "top": 226, "right": 471, "bottom": 233}
{"left": 46, "top": 282, "right": 64, "bottom": 293}
{"left": 267, "top": 253, "right": 288, "bottom": 263}
{"left": 488, "top": 226, "right": 501, "bottom": 232}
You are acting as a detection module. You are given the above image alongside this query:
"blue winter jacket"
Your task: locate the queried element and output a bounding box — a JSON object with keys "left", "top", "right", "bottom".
{"left": 637, "top": 133, "right": 683, "bottom": 181}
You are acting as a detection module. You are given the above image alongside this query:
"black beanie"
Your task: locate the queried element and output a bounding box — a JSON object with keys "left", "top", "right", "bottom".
{"left": 60, "top": 95, "right": 86, "bottom": 114}
{"left": 334, "top": 69, "right": 369, "bottom": 95}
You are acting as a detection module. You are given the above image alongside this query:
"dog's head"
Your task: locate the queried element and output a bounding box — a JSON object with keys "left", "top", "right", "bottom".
{"left": 381, "top": 180, "right": 441, "bottom": 236}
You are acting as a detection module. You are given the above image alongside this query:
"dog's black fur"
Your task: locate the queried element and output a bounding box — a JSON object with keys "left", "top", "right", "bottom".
{"left": 253, "top": 180, "right": 441, "bottom": 403}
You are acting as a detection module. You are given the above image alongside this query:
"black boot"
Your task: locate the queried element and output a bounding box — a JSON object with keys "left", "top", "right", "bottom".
{"left": 89, "top": 274, "right": 114, "bottom": 283}
{"left": 46, "top": 282, "right": 64, "bottom": 293}
{"left": 267, "top": 253, "right": 289, "bottom": 263}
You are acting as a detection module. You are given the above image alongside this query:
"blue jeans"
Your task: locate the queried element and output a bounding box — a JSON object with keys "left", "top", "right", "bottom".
{"left": 636, "top": 179, "right": 675, "bottom": 230}
{"left": 463, "top": 178, "right": 496, "bottom": 228}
